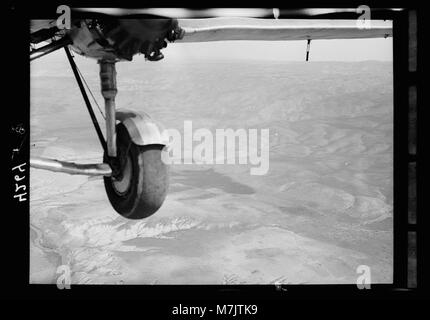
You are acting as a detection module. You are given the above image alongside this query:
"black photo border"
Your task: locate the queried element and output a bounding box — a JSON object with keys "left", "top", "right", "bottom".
{"left": 5, "top": 0, "right": 425, "bottom": 302}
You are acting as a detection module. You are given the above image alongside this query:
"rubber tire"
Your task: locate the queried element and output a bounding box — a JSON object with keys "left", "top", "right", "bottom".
{"left": 104, "top": 123, "right": 169, "bottom": 219}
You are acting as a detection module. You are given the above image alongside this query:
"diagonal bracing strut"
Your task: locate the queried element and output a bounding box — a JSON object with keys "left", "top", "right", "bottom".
{"left": 64, "top": 47, "right": 108, "bottom": 154}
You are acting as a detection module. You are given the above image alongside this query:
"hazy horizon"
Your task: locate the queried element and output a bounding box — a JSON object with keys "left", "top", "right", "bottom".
{"left": 163, "top": 38, "right": 392, "bottom": 62}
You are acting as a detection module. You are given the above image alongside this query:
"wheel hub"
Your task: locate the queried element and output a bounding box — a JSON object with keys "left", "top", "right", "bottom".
{"left": 112, "top": 153, "right": 132, "bottom": 194}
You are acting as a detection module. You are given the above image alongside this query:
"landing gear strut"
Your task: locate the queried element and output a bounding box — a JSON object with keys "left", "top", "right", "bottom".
{"left": 99, "top": 60, "right": 118, "bottom": 158}
{"left": 97, "top": 59, "right": 169, "bottom": 219}
{"left": 60, "top": 48, "right": 168, "bottom": 219}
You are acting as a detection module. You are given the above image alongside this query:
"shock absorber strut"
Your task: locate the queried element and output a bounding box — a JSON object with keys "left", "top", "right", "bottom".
{"left": 99, "top": 60, "right": 118, "bottom": 157}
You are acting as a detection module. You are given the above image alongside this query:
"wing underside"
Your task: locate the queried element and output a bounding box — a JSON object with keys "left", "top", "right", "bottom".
{"left": 176, "top": 18, "right": 392, "bottom": 42}
{"left": 30, "top": 17, "right": 392, "bottom": 62}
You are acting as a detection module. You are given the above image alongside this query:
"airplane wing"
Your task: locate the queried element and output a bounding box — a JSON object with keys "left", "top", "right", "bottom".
{"left": 175, "top": 18, "right": 392, "bottom": 42}
{"left": 30, "top": 16, "right": 392, "bottom": 62}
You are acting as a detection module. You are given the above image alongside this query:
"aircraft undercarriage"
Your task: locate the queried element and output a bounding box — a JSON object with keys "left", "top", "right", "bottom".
{"left": 30, "top": 45, "right": 170, "bottom": 219}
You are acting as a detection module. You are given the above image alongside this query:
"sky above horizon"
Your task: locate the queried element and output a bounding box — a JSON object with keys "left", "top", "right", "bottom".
{"left": 32, "top": 37, "right": 393, "bottom": 67}
{"left": 162, "top": 38, "right": 393, "bottom": 62}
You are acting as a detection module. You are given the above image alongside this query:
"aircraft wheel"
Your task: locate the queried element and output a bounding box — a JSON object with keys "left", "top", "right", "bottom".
{"left": 104, "top": 123, "right": 169, "bottom": 219}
